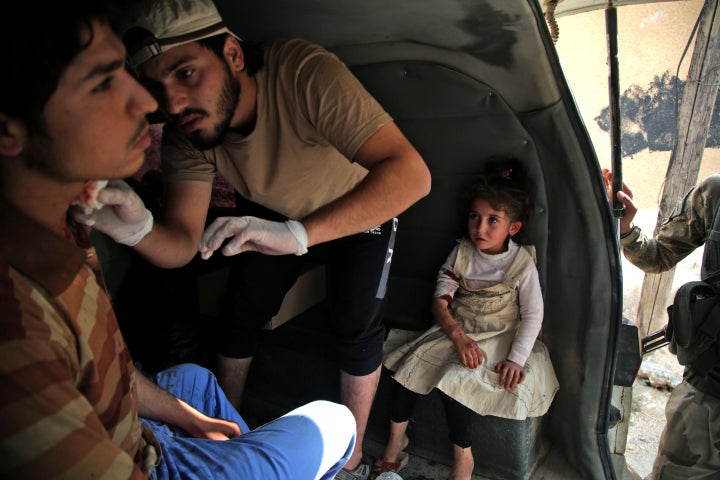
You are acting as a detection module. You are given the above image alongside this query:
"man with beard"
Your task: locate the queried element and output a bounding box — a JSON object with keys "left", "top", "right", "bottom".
{"left": 0, "top": 1, "right": 358, "bottom": 478}
{"left": 84, "top": 0, "right": 431, "bottom": 478}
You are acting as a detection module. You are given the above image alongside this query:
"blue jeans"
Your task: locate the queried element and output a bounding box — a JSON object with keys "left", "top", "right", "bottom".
{"left": 142, "top": 364, "right": 355, "bottom": 480}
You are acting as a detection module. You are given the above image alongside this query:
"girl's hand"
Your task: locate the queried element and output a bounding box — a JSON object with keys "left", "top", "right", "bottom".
{"left": 495, "top": 360, "right": 526, "bottom": 389}
{"left": 434, "top": 301, "right": 483, "bottom": 369}
{"left": 452, "top": 333, "right": 484, "bottom": 369}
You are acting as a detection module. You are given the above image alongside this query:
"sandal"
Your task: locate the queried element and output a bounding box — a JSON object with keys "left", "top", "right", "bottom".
{"left": 335, "top": 462, "right": 371, "bottom": 480}
{"left": 372, "top": 451, "right": 409, "bottom": 475}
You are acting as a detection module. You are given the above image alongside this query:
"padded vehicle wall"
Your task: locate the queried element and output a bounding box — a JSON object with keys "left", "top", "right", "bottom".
{"left": 217, "top": 1, "right": 623, "bottom": 478}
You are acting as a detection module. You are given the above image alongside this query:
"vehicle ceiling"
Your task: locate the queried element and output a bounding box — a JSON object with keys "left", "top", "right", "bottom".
{"left": 216, "top": 0, "right": 686, "bottom": 114}
{"left": 545, "top": 0, "right": 687, "bottom": 17}
{"left": 215, "top": 0, "right": 560, "bottom": 113}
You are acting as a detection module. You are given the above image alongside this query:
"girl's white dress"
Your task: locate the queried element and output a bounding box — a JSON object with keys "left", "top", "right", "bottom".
{"left": 383, "top": 238, "right": 559, "bottom": 420}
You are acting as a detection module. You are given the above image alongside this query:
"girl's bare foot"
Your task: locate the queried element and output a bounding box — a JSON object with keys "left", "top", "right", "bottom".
{"left": 449, "top": 444, "right": 474, "bottom": 480}
{"left": 380, "top": 420, "right": 410, "bottom": 463}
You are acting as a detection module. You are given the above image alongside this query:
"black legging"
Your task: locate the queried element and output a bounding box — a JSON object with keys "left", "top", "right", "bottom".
{"left": 389, "top": 377, "right": 474, "bottom": 448}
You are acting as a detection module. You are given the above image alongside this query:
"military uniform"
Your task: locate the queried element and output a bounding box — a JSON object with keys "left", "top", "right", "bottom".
{"left": 621, "top": 174, "right": 720, "bottom": 479}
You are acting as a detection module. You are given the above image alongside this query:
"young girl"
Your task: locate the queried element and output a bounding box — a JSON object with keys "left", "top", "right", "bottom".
{"left": 377, "top": 161, "right": 559, "bottom": 480}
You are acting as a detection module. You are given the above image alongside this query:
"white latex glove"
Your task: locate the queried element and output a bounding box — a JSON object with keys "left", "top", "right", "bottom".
{"left": 71, "top": 179, "right": 153, "bottom": 246}
{"left": 199, "top": 216, "right": 308, "bottom": 259}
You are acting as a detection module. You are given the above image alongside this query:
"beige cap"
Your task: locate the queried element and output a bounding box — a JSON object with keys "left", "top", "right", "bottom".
{"left": 122, "top": 0, "right": 241, "bottom": 68}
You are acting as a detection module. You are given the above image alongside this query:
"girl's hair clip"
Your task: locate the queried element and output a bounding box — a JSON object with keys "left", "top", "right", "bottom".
{"left": 501, "top": 168, "right": 513, "bottom": 179}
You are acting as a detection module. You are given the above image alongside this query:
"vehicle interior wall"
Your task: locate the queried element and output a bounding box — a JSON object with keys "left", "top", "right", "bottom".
{"left": 520, "top": 103, "right": 623, "bottom": 478}
{"left": 213, "top": 2, "right": 623, "bottom": 478}
{"left": 348, "top": 52, "right": 555, "bottom": 479}
{"left": 85, "top": 1, "right": 625, "bottom": 477}
{"left": 344, "top": 56, "right": 621, "bottom": 480}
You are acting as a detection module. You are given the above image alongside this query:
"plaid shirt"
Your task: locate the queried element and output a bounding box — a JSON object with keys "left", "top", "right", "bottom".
{"left": 0, "top": 198, "right": 150, "bottom": 479}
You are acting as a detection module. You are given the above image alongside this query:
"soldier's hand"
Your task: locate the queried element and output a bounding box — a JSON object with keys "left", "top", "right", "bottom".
{"left": 602, "top": 168, "right": 637, "bottom": 234}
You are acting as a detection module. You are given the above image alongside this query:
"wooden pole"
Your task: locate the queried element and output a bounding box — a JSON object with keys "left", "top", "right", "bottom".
{"left": 637, "top": 0, "right": 720, "bottom": 335}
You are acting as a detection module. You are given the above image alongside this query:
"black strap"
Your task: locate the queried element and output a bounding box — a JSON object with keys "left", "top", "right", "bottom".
{"left": 701, "top": 193, "right": 720, "bottom": 281}
{"left": 700, "top": 301, "right": 720, "bottom": 338}
{"left": 686, "top": 369, "right": 720, "bottom": 399}
{"left": 692, "top": 344, "right": 720, "bottom": 376}
{"left": 669, "top": 281, "right": 717, "bottom": 349}
{"left": 691, "top": 295, "right": 720, "bottom": 374}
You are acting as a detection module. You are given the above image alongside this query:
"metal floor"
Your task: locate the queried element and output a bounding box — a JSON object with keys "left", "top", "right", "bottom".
{"left": 363, "top": 437, "right": 485, "bottom": 480}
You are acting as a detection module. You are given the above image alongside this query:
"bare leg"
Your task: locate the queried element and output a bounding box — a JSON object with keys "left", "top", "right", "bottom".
{"left": 339, "top": 366, "right": 381, "bottom": 470}
{"left": 449, "top": 444, "right": 474, "bottom": 480}
{"left": 381, "top": 420, "right": 410, "bottom": 463}
{"left": 215, "top": 355, "right": 253, "bottom": 411}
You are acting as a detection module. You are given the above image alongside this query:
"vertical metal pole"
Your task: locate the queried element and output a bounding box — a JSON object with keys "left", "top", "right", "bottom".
{"left": 606, "top": 6, "right": 624, "bottom": 225}
{"left": 605, "top": 7, "right": 629, "bottom": 473}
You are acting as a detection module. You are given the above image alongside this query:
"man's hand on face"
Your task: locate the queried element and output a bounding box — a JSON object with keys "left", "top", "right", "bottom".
{"left": 71, "top": 179, "right": 153, "bottom": 246}
{"left": 199, "top": 216, "right": 308, "bottom": 258}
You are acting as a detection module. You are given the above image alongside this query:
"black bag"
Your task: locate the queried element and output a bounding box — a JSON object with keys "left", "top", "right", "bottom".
{"left": 666, "top": 279, "right": 720, "bottom": 371}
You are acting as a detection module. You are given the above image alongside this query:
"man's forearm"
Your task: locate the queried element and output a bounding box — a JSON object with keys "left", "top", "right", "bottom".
{"left": 130, "top": 179, "right": 213, "bottom": 268}
{"left": 135, "top": 371, "right": 241, "bottom": 440}
{"left": 132, "top": 221, "right": 201, "bottom": 268}
{"left": 136, "top": 371, "right": 185, "bottom": 421}
{"left": 621, "top": 225, "right": 691, "bottom": 274}
{"left": 302, "top": 151, "right": 430, "bottom": 246}
{"left": 135, "top": 371, "right": 208, "bottom": 433}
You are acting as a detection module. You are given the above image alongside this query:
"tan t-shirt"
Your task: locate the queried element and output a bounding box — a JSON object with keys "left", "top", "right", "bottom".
{"left": 161, "top": 38, "right": 392, "bottom": 220}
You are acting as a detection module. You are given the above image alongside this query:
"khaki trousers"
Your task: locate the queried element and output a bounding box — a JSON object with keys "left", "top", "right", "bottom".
{"left": 647, "top": 381, "right": 720, "bottom": 480}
